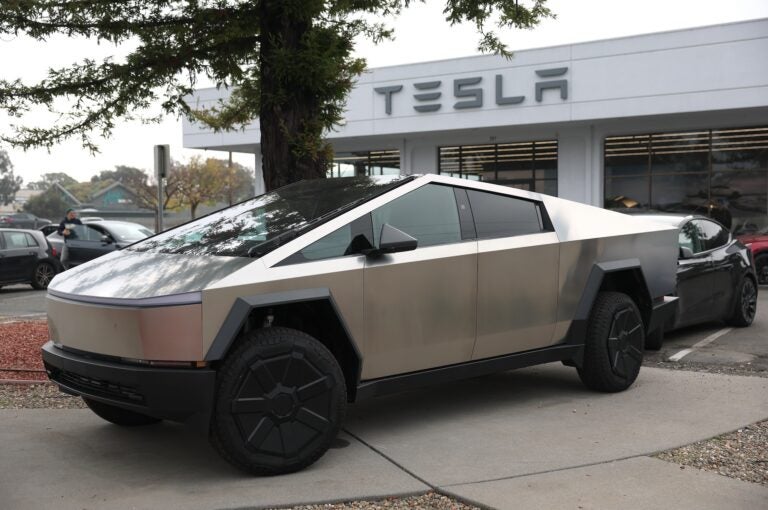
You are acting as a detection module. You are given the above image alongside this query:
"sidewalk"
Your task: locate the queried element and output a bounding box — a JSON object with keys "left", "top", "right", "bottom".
{"left": 1, "top": 364, "right": 766, "bottom": 509}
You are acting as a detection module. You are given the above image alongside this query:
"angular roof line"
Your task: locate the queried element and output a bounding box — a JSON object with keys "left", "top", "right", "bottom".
{"left": 90, "top": 180, "right": 138, "bottom": 199}
{"left": 51, "top": 182, "right": 82, "bottom": 206}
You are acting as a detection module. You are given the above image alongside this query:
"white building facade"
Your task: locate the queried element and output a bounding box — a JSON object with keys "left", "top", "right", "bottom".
{"left": 184, "top": 19, "right": 768, "bottom": 233}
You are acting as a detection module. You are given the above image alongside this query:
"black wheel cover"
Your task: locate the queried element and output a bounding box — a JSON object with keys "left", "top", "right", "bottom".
{"left": 606, "top": 306, "right": 644, "bottom": 379}
{"left": 211, "top": 327, "right": 346, "bottom": 475}
{"left": 577, "top": 291, "right": 645, "bottom": 393}
{"left": 231, "top": 349, "right": 334, "bottom": 458}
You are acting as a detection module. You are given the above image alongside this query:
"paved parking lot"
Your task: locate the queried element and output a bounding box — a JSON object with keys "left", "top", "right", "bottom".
{"left": 0, "top": 285, "right": 46, "bottom": 322}
{"left": 1, "top": 364, "right": 766, "bottom": 510}
{"left": 645, "top": 286, "right": 768, "bottom": 374}
{"left": 1, "top": 284, "right": 766, "bottom": 508}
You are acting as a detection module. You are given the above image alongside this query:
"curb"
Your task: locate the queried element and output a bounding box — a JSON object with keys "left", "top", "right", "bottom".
{"left": 0, "top": 379, "right": 50, "bottom": 385}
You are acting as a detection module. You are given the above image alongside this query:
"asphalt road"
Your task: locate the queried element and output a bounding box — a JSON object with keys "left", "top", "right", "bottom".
{"left": 644, "top": 286, "right": 768, "bottom": 374}
{"left": 1, "top": 283, "right": 766, "bottom": 373}
{"left": 0, "top": 284, "right": 47, "bottom": 321}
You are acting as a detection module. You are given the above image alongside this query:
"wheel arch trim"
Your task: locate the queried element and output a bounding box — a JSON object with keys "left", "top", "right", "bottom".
{"left": 565, "top": 259, "right": 661, "bottom": 346}
{"left": 204, "top": 287, "right": 363, "bottom": 390}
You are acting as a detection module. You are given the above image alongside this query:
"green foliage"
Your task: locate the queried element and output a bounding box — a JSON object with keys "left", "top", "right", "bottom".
{"left": 219, "top": 160, "right": 256, "bottom": 205}
{"left": 27, "top": 172, "right": 78, "bottom": 190}
{"left": 0, "top": 1, "right": 553, "bottom": 188}
{"left": 23, "top": 188, "right": 68, "bottom": 220}
{"left": 65, "top": 180, "right": 113, "bottom": 203}
{"left": 0, "top": 149, "right": 22, "bottom": 206}
{"left": 174, "top": 156, "right": 227, "bottom": 218}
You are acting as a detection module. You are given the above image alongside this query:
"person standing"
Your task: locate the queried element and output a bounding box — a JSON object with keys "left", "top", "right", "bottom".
{"left": 57, "top": 208, "right": 82, "bottom": 269}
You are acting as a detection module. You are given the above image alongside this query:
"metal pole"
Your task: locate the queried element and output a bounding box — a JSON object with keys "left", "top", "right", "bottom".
{"left": 154, "top": 145, "right": 169, "bottom": 232}
{"left": 157, "top": 172, "right": 164, "bottom": 232}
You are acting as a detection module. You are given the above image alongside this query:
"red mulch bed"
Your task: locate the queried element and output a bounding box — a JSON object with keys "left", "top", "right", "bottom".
{"left": 0, "top": 321, "right": 49, "bottom": 381}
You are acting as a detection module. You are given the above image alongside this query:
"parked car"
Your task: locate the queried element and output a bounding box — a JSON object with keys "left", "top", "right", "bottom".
{"left": 47, "top": 220, "right": 154, "bottom": 268}
{"left": 0, "top": 212, "right": 51, "bottom": 229}
{"left": 736, "top": 228, "right": 768, "bottom": 285}
{"left": 42, "top": 175, "right": 679, "bottom": 475}
{"left": 0, "top": 228, "right": 61, "bottom": 290}
{"left": 39, "top": 224, "right": 59, "bottom": 237}
{"left": 627, "top": 213, "right": 758, "bottom": 350}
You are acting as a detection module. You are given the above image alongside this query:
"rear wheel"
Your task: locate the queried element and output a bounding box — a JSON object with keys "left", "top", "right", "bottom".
{"left": 726, "top": 277, "right": 757, "bottom": 327}
{"left": 84, "top": 398, "right": 161, "bottom": 426}
{"left": 31, "top": 262, "right": 56, "bottom": 290}
{"left": 210, "top": 327, "right": 346, "bottom": 476}
{"left": 577, "top": 292, "right": 645, "bottom": 393}
{"left": 755, "top": 254, "right": 768, "bottom": 286}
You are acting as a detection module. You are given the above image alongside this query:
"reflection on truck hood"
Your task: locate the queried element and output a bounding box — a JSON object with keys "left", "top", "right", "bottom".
{"left": 48, "top": 250, "right": 254, "bottom": 300}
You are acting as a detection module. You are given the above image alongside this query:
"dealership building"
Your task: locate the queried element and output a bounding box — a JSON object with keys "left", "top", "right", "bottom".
{"left": 183, "top": 18, "right": 768, "bottom": 233}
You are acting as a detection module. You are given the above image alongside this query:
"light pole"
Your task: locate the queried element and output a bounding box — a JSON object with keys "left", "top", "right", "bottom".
{"left": 154, "top": 144, "right": 170, "bottom": 232}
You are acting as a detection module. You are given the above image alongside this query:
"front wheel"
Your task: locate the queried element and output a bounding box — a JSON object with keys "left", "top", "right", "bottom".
{"left": 210, "top": 327, "right": 347, "bottom": 476}
{"left": 726, "top": 277, "right": 757, "bottom": 327}
{"left": 31, "top": 262, "right": 56, "bottom": 290}
{"left": 577, "top": 292, "right": 645, "bottom": 393}
{"left": 84, "top": 398, "right": 161, "bottom": 426}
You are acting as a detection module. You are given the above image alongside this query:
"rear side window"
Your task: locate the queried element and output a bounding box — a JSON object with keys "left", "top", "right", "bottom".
{"left": 466, "top": 189, "right": 543, "bottom": 239}
{"left": 25, "top": 233, "right": 39, "bottom": 247}
{"left": 371, "top": 184, "right": 461, "bottom": 248}
{"left": 1, "top": 231, "right": 34, "bottom": 249}
{"left": 694, "top": 219, "right": 729, "bottom": 252}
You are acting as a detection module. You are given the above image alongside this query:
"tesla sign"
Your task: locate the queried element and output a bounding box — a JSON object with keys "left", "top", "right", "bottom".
{"left": 374, "top": 67, "right": 568, "bottom": 115}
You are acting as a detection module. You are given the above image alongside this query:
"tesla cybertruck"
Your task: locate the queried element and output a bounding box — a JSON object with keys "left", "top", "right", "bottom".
{"left": 42, "top": 174, "right": 678, "bottom": 474}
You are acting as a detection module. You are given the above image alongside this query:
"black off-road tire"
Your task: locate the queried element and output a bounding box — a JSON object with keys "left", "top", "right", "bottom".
{"left": 754, "top": 254, "right": 767, "bottom": 286}
{"left": 31, "top": 262, "right": 56, "bottom": 290}
{"left": 84, "top": 398, "right": 162, "bottom": 426}
{"left": 577, "top": 292, "right": 645, "bottom": 393}
{"left": 644, "top": 328, "right": 664, "bottom": 351}
{"left": 726, "top": 277, "right": 757, "bottom": 327}
{"left": 210, "top": 327, "right": 347, "bottom": 476}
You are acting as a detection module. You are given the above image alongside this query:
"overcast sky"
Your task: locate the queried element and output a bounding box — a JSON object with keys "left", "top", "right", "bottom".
{"left": 1, "top": 0, "right": 767, "bottom": 185}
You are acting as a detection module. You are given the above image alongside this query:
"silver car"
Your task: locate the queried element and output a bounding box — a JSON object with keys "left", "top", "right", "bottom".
{"left": 42, "top": 175, "right": 679, "bottom": 475}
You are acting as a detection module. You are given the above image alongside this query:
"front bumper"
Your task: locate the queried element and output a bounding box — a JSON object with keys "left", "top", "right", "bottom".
{"left": 41, "top": 341, "right": 216, "bottom": 429}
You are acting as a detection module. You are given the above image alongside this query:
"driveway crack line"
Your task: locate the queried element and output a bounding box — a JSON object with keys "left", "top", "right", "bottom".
{"left": 342, "top": 428, "right": 436, "bottom": 490}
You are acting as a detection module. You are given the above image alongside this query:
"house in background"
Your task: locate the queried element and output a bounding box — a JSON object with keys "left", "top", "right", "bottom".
{"left": 54, "top": 180, "right": 225, "bottom": 230}
{"left": 50, "top": 182, "right": 82, "bottom": 210}
{"left": 0, "top": 188, "right": 43, "bottom": 213}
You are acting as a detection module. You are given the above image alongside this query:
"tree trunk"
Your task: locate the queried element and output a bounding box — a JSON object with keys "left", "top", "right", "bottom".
{"left": 191, "top": 202, "right": 198, "bottom": 219}
{"left": 259, "top": 1, "right": 328, "bottom": 192}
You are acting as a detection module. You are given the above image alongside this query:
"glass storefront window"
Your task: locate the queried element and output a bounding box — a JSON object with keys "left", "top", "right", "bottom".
{"left": 438, "top": 140, "right": 558, "bottom": 195}
{"left": 329, "top": 149, "right": 400, "bottom": 178}
{"left": 604, "top": 126, "right": 768, "bottom": 234}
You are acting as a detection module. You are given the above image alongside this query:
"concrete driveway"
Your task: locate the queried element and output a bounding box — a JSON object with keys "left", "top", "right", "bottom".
{"left": 2, "top": 364, "right": 766, "bottom": 510}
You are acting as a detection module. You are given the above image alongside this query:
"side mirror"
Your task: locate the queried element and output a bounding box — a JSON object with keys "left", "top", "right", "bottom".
{"left": 101, "top": 234, "right": 114, "bottom": 244}
{"left": 679, "top": 246, "right": 694, "bottom": 259}
{"left": 363, "top": 223, "right": 418, "bottom": 256}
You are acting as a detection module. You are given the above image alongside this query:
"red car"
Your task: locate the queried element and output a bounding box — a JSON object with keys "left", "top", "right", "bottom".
{"left": 737, "top": 230, "right": 768, "bottom": 285}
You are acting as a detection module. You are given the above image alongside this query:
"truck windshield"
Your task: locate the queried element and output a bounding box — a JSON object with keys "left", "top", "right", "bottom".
{"left": 128, "top": 176, "right": 409, "bottom": 258}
